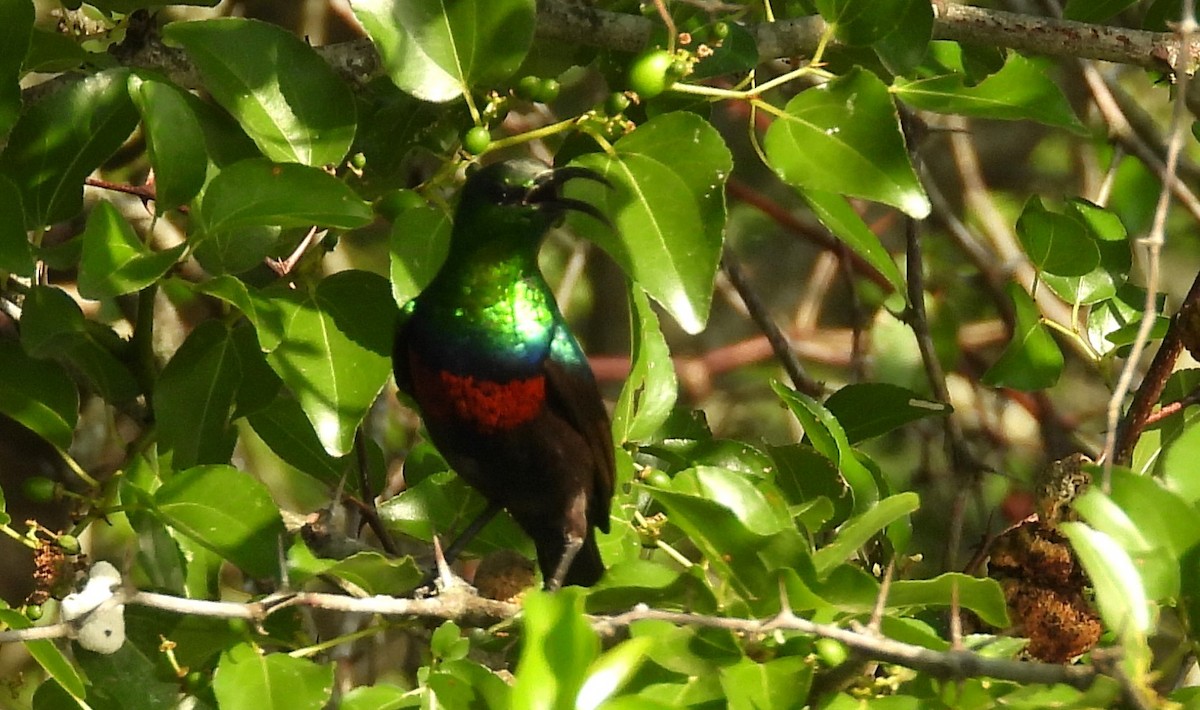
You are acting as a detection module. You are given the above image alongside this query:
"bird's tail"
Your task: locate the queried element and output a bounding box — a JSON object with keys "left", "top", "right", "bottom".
{"left": 533, "top": 527, "right": 605, "bottom": 587}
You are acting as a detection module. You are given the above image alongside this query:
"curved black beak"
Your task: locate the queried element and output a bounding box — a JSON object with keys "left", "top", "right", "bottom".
{"left": 526, "top": 166, "right": 613, "bottom": 228}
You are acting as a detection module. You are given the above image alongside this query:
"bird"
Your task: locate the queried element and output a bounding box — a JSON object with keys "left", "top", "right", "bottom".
{"left": 393, "top": 159, "right": 615, "bottom": 589}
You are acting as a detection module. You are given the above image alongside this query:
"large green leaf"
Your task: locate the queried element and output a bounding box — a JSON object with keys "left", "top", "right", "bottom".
{"left": 888, "top": 573, "right": 1009, "bottom": 627}
{"left": 0, "top": 69, "right": 138, "bottom": 228}
{"left": 1015, "top": 196, "right": 1099, "bottom": 277}
{"left": 764, "top": 68, "right": 929, "bottom": 219}
{"left": 567, "top": 111, "right": 731, "bottom": 334}
{"left": 154, "top": 465, "right": 286, "bottom": 579}
{"left": 613, "top": 286, "right": 677, "bottom": 444}
{"left": 248, "top": 395, "right": 352, "bottom": 487}
{"left": 0, "top": 174, "right": 33, "bottom": 275}
{"left": 266, "top": 270, "right": 396, "bottom": 456}
{"left": 873, "top": 0, "right": 933, "bottom": 75}
{"left": 0, "top": 339, "right": 77, "bottom": 450}
{"left": 201, "top": 158, "right": 373, "bottom": 235}
{"left": 1060, "top": 522, "right": 1152, "bottom": 663}
{"left": 128, "top": 73, "right": 207, "bottom": 212}
{"left": 825, "top": 382, "right": 949, "bottom": 444}
{"left": 816, "top": 0, "right": 919, "bottom": 46}
{"left": 350, "top": 0, "right": 535, "bottom": 102}
{"left": 74, "top": 641, "right": 180, "bottom": 710}
{"left": 982, "top": 282, "right": 1063, "bottom": 391}
{"left": 154, "top": 321, "right": 241, "bottom": 471}
{"left": 213, "top": 643, "right": 333, "bottom": 710}
{"left": 20, "top": 285, "right": 140, "bottom": 403}
{"left": 78, "top": 201, "right": 186, "bottom": 300}
{"left": 0, "top": 0, "right": 33, "bottom": 136}
{"left": 164, "top": 18, "right": 356, "bottom": 166}
{"left": 389, "top": 201, "right": 450, "bottom": 306}
{"left": 893, "top": 53, "right": 1084, "bottom": 132}
{"left": 512, "top": 590, "right": 598, "bottom": 709}
{"left": 811, "top": 492, "right": 919, "bottom": 576}
{"left": 719, "top": 657, "right": 813, "bottom": 710}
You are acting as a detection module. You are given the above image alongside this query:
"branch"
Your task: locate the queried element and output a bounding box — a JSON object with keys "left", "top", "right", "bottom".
{"left": 24, "top": 1, "right": 1191, "bottom": 104}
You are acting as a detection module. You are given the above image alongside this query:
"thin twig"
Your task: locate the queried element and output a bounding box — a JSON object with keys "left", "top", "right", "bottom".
{"left": 721, "top": 246, "right": 823, "bottom": 396}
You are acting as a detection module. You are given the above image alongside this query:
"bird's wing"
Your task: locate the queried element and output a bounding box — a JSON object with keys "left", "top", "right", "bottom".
{"left": 543, "top": 325, "right": 615, "bottom": 534}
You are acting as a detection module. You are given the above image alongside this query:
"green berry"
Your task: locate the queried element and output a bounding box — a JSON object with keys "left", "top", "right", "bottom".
{"left": 669, "top": 58, "right": 689, "bottom": 80}
{"left": 643, "top": 469, "right": 672, "bottom": 489}
{"left": 534, "top": 78, "right": 560, "bottom": 104}
{"left": 712, "top": 21, "right": 730, "bottom": 40}
{"left": 462, "top": 126, "right": 492, "bottom": 155}
{"left": 628, "top": 49, "right": 675, "bottom": 98}
{"left": 349, "top": 152, "right": 367, "bottom": 170}
{"left": 816, "top": 638, "right": 849, "bottom": 667}
{"left": 515, "top": 75, "right": 540, "bottom": 101}
{"left": 375, "top": 189, "right": 426, "bottom": 221}
{"left": 604, "top": 92, "right": 630, "bottom": 116}
{"left": 22, "top": 476, "right": 57, "bottom": 504}
{"left": 25, "top": 604, "right": 43, "bottom": 621}
{"left": 57, "top": 534, "right": 80, "bottom": 554}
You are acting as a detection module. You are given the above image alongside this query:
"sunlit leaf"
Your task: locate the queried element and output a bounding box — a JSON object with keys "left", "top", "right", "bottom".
{"left": 613, "top": 286, "right": 677, "bottom": 444}
{"left": 982, "top": 282, "right": 1063, "bottom": 391}
{"left": 213, "top": 643, "right": 333, "bottom": 710}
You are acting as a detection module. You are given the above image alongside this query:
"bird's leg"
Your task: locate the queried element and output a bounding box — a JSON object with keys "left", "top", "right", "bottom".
{"left": 416, "top": 503, "right": 503, "bottom": 592}
{"left": 545, "top": 534, "right": 584, "bottom": 591}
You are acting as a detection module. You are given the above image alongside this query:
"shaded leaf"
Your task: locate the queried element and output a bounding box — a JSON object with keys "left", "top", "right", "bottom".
{"left": 389, "top": 202, "right": 450, "bottom": 306}
{"left": 801, "top": 190, "right": 906, "bottom": 296}
{"left": 0, "top": 609, "right": 86, "bottom": 700}
{"left": 0, "top": 69, "right": 138, "bottom": 228}
{"left": 0, "top": 0, "right": 33, "bottom": 135}
{"left": 824, "top": 382, "right": 950, "bottom": 444}
{"left": 154, "top": 321, "right": 241, "bottom": 471}
{"left": 0, "top": 339, "right": 77, "bottom": 450}
{"left": 1015, "top": 196, "right": 1098, "bottom": 277}
{"left": 0, "top": 174, "right": 33, "bottom": 275}
{"left": 811, "top": 492, "right": 919, "bottom": 576}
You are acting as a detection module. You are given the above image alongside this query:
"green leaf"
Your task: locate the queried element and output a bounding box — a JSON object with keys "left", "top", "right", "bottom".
{"left": 266, "top": 270, "right": 396, "bottom": 456}
{"left": 378, "top": 470, "right": 531, "bottom": 556}
{"left": 164, "top": 18, "right": 356, "bottom": 166}
{"left": 201, "top": 158, "right": 373, "bottom": 234}
{"left": 0, "top": 69, "right": 138, "bottom": 228}
{"left": 613, "top": 286, "right": 677, "bottom": 444}
{"left": 1162, "top": 419, "right": 1200, "bottom": 504}
{"left": 213, "top": 643, "right": 334, "bottom": 710}
{"left": 154, "top": 321, "right": 241, "bottom": 471}
{"left": 248, "top": 395, "right": 351, "bottom": 486}
{"left": 512, "top": 590, "right": 598, "bottom": 709}
{"left": 567, "top": 111, "right": 732, "bottom": 334}
{"left": 1110, "top": 466, "right": 1200, "bottom": 553}
{"left": 74, "top": 641, "right": 180, "bottom": 710}
{"left": 689, "top": 22, "right": 758, "bottom": 80}
{"left": 815, "top": 0, "right": 914, "bottom": 46}
{"left": 78, "top": 201, "right": 186, "bottom": 300}
{"left": 1064, "top": 0, "right": 1138, "bottom": 22}
{"left": 197, "top": 275, "right": 290, "bottom": 351}
{"left": 771, "top": 381, "right": 879, "bottom": 512}
{"left": 1015, "top": 197, "right": 1099, "bottom": 277}
{"left": 318, "top": 551, "right": 422, "bottom": 596}
{"left": 389, "top": 202, "right": 450, "bottom": 307}
{"left": 154, "top": 465, "right": 286, "bottom": 579}
{"left": 825, "top": 383, "right": 950, "bottom": 443}
{"left": 577, "top": 636, "right": 655, "bottom": 710}
{"left": 888, "top": 573, "right": 1009, "bottom": 627}
{"left": 0, "top": 339, "right": 77, "bottom": 450}
{"left": 1087, "top": 284, "right": 1164, "bottom": 356}
{"left": 0, "top": 174, "right": 33, "bottom": 275}
{"left": 23, "top": 27, "right": 87, "bottom": 74}
{"left": 811, "top": 492, "right": 919, "bottom": 576}
{"left": 873, "top": 0, "right": 933, "bottom": 75}
{"left": 801, "top": 190, "right": 905, "bottom": 296}
{"left": 0, "top": 609, "right": 86, "bottom": 700}
{"left": 1060, "top": 522, "right": 1152, "bottom": 654}
{"left": 892, "top": 54, "right": 1084, "bottom": 132}
{"left": 128, "top": 73, "right": 207, "bottom": 212}
{"left": 20, "top": 286, "right": 140, "bottom": 403}
{"left": 0, "top": 0, "right": 33, "bottom": 136}
{"left": 765, "top": 68, "right": 929, "bottom": 218}
{"left": 719, "top": 656, "right": 813, "bottom": 710}
{"left": 981, "top": 282, "right": 1063, "bottom": 391}
{"left": 350, "top": 0, "right": 535, "bottom": 102}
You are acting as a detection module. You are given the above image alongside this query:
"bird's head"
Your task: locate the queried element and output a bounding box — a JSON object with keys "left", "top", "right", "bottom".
{"left": 454, "top": 159, "right": 610, "bottom": 243}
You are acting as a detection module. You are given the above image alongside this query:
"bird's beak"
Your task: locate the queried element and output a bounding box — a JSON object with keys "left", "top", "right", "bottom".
{"left": 527, "top": 166, "right": 613, "bottom": 228}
